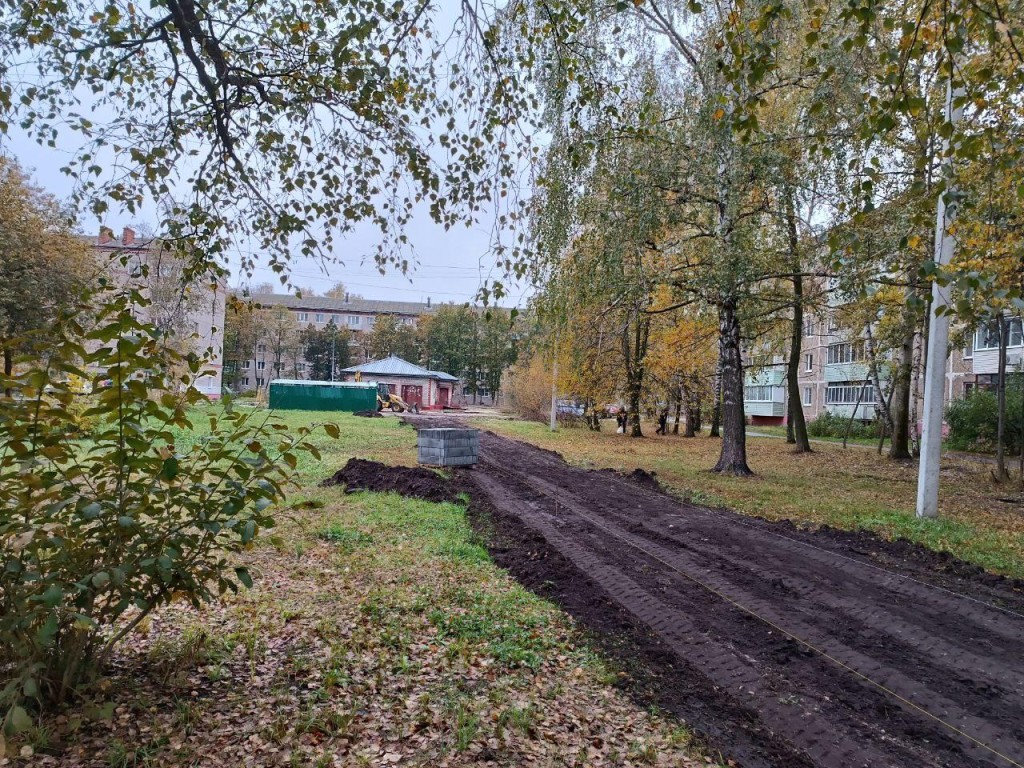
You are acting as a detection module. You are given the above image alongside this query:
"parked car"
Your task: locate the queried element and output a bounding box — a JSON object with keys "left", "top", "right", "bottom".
{"left": 555, "top": 399, "right": 585, "bottom": 417}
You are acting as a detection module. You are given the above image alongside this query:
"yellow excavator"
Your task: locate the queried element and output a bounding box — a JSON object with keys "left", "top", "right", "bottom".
{"left": 376, "top": 382, "right": 415, "bottom": 413}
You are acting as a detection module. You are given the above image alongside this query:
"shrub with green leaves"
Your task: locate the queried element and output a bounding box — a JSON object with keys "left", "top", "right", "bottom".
{"left": 946, "top": 385, "right": 1024, "bottom": 454}
{"left": 806, "top": 410, "right": 882, "bottom": 440}
{"left": 0, "top": 285, "right": 334, "bottom": 731}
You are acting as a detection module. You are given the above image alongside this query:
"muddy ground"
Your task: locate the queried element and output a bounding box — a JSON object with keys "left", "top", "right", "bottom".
{"left": 342, "top": 424, "right": 1024, "bottom": 768}
{"left": 321, "top": 457, "right": 458, "bottom": 503}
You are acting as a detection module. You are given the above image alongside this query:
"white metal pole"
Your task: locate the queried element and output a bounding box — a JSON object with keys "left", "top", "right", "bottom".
{"left": 549, "top": 330, "right": 559, "bottom": 432}
{"left": 916, "top": 79, "right": 964, "bottom": 519}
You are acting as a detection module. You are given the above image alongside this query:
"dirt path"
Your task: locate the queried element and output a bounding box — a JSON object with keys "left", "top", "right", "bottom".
{"left": 434, "top": 423, "right": 1024, "bottom": 768}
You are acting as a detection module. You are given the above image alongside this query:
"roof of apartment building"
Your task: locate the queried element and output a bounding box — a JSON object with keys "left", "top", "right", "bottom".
{"left": 342, "top": 355, "right": 459, "bottom": 382}
{"left": 90, "top": 226, "right": 154, "bottom": 251}
{"left": 243, "top": 292, "right": 436, "bottom": 317}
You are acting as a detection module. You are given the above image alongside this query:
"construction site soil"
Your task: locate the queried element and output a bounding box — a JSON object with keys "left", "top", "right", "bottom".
{"left": 336, "top": 424, "right": 1024, "bottom": 768}
{"left": 320, "top": 457, "right": 458, "bottom": 504}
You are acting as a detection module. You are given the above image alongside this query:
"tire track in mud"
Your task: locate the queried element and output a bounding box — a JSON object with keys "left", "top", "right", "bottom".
{"left": 447, "top": 424, "right": 1024, "bottom": 768}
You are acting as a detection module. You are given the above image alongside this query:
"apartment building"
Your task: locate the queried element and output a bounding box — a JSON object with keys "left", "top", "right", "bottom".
{"left": 231, "top": 293, "right": 436, "bottom": 391}
{"left": 92, "top": 227, "right": 227, "bottom": 399}
{"left": 743, "top": 309, "right": 1004, "bottom": 428}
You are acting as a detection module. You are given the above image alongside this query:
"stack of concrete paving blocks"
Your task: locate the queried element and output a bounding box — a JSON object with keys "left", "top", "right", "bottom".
{"left": 417, "top": 428, "right": 480, "bottom": 467}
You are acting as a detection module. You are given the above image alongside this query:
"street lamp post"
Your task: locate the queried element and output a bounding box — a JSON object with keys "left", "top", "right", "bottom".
{"left": 916, "top": 77, "right": 964, "bottom": 519}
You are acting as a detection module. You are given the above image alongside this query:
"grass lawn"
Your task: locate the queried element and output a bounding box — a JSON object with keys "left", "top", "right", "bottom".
{"left": 474, "top": 416, "right": 1024, "bottom": 580}
{"left": 746, "top": 423, "right": 881, "bottom": 447}
{"left": 19, "top": 407, "right": 715, "bottom": 768}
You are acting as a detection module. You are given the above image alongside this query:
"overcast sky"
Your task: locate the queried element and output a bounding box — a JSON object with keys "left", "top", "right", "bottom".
{"left": 3, "top": 125, "right": 532, "bottom": 309}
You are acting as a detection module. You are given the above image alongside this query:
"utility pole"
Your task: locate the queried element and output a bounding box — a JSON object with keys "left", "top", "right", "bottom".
{"left": 330, "top": 334, "right": 336, "bottom": 382}
{"left": 549, "top": 330, "right": 559, "bottom": 432}
{"left": 916, "top": 77, "right": 964, "bottom": 519}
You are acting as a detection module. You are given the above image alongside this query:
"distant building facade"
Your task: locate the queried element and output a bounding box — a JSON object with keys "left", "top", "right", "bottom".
{"left": 92, "top": 226, "right": 227, "bottom": 399}
{"left": 230, "top": 292, "right": 436, "bottom": 392}
{"left": 743, "top": 282, "right": 1009, "bottom": 427}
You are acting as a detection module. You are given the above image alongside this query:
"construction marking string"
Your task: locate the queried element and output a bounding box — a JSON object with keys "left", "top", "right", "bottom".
{"left": 503, "top": 470, "right": 1024, "bottom": 768}
{"left": 668, "top": 512, "right": 1024, "bottom": 622}
{"left": 479, "top": 430, "right": 1024, "bottom": 622}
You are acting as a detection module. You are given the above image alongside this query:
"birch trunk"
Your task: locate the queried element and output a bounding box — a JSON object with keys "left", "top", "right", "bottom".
{"left": 889, "top": 267, "right": 917, "bottom": 460}
{"left": 784, "top": 190, "right": 811, "bottom": 452}
{"left": 713, "top": 297, "right": 752, "bottom": 475}
{"left": 710, "top": 350, "right": 722, "bottom": 438}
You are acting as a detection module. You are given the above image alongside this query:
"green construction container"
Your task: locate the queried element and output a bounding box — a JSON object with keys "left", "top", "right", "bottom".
{"left": 268, "top": 379, "right": 378, "bottom": 412}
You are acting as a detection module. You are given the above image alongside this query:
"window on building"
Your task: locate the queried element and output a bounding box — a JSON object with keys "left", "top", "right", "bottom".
{"left": 1007, "top": 319, "right": 1020, "bottom": 347}
{"left": 315, "top": 313, "right": 325, "bottom": 323}
{"left": 243, "top": 360, "right": 251, "bottom": 369}
{"left": 971, "top": 374, "right": 998, "bottom": 392}
{"left": 828, "top": 314, "right": 839, "bottom": 332}
{"left": 297, "top": 312, "right": 308, "bottom": 322}
{"left": 803, "top": 386, "right": 813, "bottom": 406}
{"left": 804, "top": 353, "right": 813, "bottom": 372}
{"left": 404, "top": 317, "right": 415, "bottom": 326}
{"left": 256, "top": 361, "right": 266, "bottom": 370}
{"left": 256, "top": 377, "right": 265, "bottom": 387}
{"left": 963, "top": 333, "right": 974, "bottom": 359}
{"left": 975, "top": 318, "right": 1024, "bottom": 350}
{"left": 744, "top": 385, "right": 774, "bottom": 402}
{"left": 256, "top": 344, "right": 266, "bottom": 353}
{"left": 827, "top": 342, "right": 865, "bottom": 365}
{"left": 978, "top": 322, "right": 1000, "bottom": 350}
{"left": 296, "top": 363, "right": 306, "bottom": 373}
{"left": 347, "top": 315, "right": 360, "bottom": 327}
{"left": 825, "top": 381, "right": 875, "bottom": 405}
{"left": 965, "top": 374, "right": 1013, "bottom": 394}
{"left": 803, "top": 317, "right": 816, "bottom": 337}
{"left": 243, "top": 377, "right": 250, "bottom": 387}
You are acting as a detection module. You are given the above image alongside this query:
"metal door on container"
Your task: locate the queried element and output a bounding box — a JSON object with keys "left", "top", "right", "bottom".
{"left": 402, "top": 385, "right": 423, "bottom": 408}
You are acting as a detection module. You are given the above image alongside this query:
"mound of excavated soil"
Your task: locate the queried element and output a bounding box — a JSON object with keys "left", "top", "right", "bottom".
{"left": 352, "top": 410, "right": 382, "bottom": 418}
{"left": 320, "top": 458, "right": 459, "bottom": 504}
{"left": 624, "top": 467, "right": 664, "bottom": 493}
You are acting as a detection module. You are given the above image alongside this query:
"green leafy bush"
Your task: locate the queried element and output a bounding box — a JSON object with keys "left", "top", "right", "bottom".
{"left": 946, "top": 386, "right": 1024, "bottom": 454}
{"left": 0, "top": 285, "right": 331, "bottom": 729}
{"left": 806, "top": 410, "right": 882, "bottom": 440}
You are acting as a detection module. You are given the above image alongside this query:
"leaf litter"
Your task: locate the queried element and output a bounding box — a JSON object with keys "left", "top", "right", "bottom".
{"left": 11, "top": 490, "right": 720, "bottom": 768}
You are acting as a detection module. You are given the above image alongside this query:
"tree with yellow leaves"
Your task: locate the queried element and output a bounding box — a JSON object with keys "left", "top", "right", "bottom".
{"left": 0, "top": 157, "right": 93, "bottom": 378}
{"left": 646, "top": 288, "right": 718, "bottom": 437}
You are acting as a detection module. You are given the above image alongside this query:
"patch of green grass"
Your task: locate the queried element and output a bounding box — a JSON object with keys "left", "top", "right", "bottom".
{"left": 748, "top": 424, "right": 881, "bottom": 447}
{"left": 107, "top": 737, "right": 165, "bottom": 768}
{"left": 329, "top": 492, "right": 559, "bottom": 670}
{"left": 175, "top": 406, "right": 419, "bottom": 481}
{"left": 498, "top": 703, "right": 539, "bottom": 735}
{"left": 173, "top": 699, "right": 203, "bottom": 736}
{"left": 20, "top": 723, "right": 54, "bottom": 755}
{"left": 318, "top": 524, "right": 374, "bottom": 552}
{"left": 337, "top": 491, "right": 490, "bottom": 564}
{"left": 427, "top": 591, "right": 553, "bottom": 670}
{"left": 860, "top": 509, "right": 1019, "bottom": 575}
{"left": 446, "top": 697, "right": 481, "bottom": 752}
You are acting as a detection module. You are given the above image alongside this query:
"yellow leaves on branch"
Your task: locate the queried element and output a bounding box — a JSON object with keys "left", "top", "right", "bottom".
{"left": 647, "top": 287, "right": 717, "bottom": 387}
